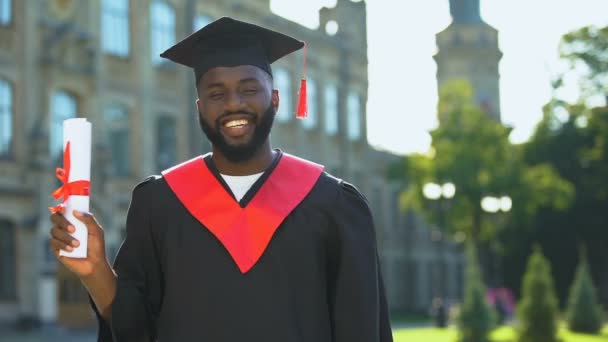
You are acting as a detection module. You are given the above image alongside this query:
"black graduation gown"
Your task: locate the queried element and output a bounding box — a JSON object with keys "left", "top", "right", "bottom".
{"left": 93, "top": 152, "right": 393, "bottom": 341}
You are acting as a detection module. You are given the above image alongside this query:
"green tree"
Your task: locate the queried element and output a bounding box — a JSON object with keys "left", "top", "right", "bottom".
{"left": 566, "top": 249, "right": 604, "bottom": 334}
{"left": 558, "top": 25, "right": 608, "bottom": 99}
{"left": 458, "top": 243, "right": 495, "bottom": 342}
{"left": 395, "top": 81, "right": 572, "bottom": 285}
{"left": 517, "top": 246, "right": 559, "bottom": 342}
{"left": 523, "top": 24, "right": 608, "bottom": 307}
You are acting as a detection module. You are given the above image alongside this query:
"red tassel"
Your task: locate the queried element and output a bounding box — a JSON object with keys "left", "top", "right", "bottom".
{"left": 296, "top": 41, "right": 307, "bottom": 119}
{"left": 296, "top": 78, "right": 307, "bottom": 119}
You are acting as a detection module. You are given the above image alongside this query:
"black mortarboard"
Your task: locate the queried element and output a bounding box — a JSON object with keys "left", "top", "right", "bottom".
{"left": 160, "top": 17, "right": 301, "bottom": 85}
{"left": 160, "top": 17, "right": 309, "bottom": 119}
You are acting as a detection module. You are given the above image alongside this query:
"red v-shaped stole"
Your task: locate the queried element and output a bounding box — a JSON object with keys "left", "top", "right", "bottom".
{"left": 162, "top": 154, "right": 324, "bottom": 273}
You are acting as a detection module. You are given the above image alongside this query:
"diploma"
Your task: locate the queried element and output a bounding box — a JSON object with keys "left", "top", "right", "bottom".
{"left": 51, "top": 118, "right": 92, "bottom": 258}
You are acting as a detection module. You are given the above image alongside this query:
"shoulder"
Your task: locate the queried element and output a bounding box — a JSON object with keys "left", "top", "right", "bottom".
{"left": 315, "top": 172, "right": 370, "bottom": 211}
{"left": 131, "top": 175, "right": 172, "bottom": 201}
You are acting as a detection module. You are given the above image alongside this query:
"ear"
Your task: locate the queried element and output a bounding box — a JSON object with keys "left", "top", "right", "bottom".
{"left": 196, "top": 98, "right": 202, "bottom": 113}
{"left": 271, "top": 89, "right": 279, "bottom": 111}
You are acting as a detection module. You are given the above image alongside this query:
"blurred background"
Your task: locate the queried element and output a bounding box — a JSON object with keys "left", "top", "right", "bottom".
{"left": 0, "top": 0, "right": 606, "bottom": 341}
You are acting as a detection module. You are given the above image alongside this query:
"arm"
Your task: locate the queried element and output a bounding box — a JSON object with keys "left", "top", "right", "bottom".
{"left": 328, "top": 181, "right": 393, "bottom": 342}
{"left": 96, "top": 180, "right": 163, "bottom": 342}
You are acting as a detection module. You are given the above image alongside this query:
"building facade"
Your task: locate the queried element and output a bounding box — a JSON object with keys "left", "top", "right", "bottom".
{"left": 434, "top": 0, "right": 502, "bottom": 121}
{"left": 0, "top": 0, "right": 463, "bottom": 328}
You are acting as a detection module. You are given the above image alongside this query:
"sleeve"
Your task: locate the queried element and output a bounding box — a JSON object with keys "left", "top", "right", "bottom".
{"left": 327, "top": 181, "right": 393, "bottom": 342}
{"left": 92, "top": 181, "right": 163, "bottom": 342}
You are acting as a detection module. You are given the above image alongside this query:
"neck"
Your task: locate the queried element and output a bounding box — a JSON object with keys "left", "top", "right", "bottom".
{"left": 211, "top": 141, "right": 274, "bottom": 176}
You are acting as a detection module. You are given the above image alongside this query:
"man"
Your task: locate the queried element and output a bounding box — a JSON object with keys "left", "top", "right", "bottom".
{"left": 49, "top": 17, "right": 393, "bottom": 341}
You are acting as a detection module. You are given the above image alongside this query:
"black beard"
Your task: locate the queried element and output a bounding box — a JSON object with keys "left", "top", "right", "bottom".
{"left": 198, "top": 104, "right": 275, "bottom": 163}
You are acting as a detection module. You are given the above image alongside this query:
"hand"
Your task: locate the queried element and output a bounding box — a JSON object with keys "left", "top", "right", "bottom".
{"left": 49, "top": 209, "right": 110, "bottom": 278}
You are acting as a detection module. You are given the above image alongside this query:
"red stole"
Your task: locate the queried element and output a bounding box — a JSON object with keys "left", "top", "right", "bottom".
{"left": 162, "top": 153, "right": 324, "bottom": 273}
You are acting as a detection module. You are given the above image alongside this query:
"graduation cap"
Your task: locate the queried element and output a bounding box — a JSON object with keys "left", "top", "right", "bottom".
{"left": 161, "top": 16, "right": 309, "bottom": 119}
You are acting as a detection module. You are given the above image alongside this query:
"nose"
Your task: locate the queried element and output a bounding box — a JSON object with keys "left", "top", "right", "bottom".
{"left": 224, "top": 90, "right": 246, "bottom": 112}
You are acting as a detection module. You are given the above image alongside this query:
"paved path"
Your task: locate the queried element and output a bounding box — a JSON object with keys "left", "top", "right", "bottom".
{"left": 0, "top": 326, "right": 96, "bottom": 342}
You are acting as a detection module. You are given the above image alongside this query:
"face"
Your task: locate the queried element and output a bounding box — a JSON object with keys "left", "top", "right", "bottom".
{"left": 196, "top": 65, "right": 279, "bottom": 163}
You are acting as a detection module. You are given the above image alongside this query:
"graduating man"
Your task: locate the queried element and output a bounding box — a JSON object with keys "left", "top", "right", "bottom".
{"left": 49, "top": 17, "right": 393, "bottom": 341}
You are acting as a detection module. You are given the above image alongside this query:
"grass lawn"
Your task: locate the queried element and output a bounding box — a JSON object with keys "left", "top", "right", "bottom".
{"left": 392, "top": 325, "right": 608, "bottom": 342}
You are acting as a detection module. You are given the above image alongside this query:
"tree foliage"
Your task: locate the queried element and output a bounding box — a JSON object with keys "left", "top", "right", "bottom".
{"left": 566, "top": 249, "right": 604, "bottom": 334}
{"left": 458, "top": 243, "right": 495, "bottom": 342}
{"left": 523, "top": 24, "right": 608, "bottom": 307}
{"left": 517, "top": 246, "right": 559, "bottom": 342}
{"left": 397, "top": 81, "right": 572, "bottom": 248}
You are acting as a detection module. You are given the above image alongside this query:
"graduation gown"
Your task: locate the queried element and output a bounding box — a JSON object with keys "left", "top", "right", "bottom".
{"left": 93, "top": 151, "right": 393, "bottom": 341}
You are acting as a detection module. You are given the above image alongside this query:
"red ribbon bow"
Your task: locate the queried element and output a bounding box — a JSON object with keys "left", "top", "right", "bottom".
{"left": 48, "top": 141, "right": 90, "bottom": 214}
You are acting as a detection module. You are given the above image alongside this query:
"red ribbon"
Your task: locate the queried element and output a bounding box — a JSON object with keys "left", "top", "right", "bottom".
{"left": 48, "top": 141, "right": 90, "bottom": 214}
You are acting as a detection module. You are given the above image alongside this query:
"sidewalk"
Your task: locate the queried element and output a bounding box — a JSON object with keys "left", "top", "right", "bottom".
{"left": 0, "top": 326, "right": 96, "bottom": 342}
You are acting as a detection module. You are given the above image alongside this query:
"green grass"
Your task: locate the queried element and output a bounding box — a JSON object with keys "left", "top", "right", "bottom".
{"left": 392, "top": 325, "right": 608, "bottom": 342}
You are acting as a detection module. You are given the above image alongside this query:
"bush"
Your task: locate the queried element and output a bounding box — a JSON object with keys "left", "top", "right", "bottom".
{"left": 566, "top": 251, "right": 604, "bottom": 333}
{"left": 517, "top": 245, "right": 559, "bottom": 342}
{"left": 458, "top": 243, "right": 495, "bottom": 342}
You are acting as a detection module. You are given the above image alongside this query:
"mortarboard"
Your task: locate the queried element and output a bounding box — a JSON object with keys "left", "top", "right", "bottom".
{"left": 161, "top": 16, "right": 309, "bottom": 119}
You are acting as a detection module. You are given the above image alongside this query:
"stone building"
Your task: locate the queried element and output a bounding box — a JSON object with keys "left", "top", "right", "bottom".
{"left": 434, "top": 0, "right": 502, "bottom": 121}
{"left": 0, "top": 0, "right": 463, "bottom": 328}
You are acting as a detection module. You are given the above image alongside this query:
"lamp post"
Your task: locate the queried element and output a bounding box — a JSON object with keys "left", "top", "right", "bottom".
{"left": 423, "top": 182, "right": 456, "bottom": 298}
{"left": 480, "top": 195, "right": 512, "bottom": 288}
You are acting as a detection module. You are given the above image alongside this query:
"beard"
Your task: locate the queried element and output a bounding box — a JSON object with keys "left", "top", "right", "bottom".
{"left": 198, "top": 103, "right": 275, "bottom": 163}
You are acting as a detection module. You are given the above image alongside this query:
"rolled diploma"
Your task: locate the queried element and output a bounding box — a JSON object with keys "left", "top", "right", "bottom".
{"left": 58, "top": 118, "right": 91, "bottom": 258}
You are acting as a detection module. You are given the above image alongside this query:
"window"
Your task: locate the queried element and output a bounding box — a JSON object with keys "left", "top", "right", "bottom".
{"left": 0, "top": 219, "right": 16, "bottom": 300}
{"left": 346, "top": 91, "right": 361, "bottom": 140}
{"left": 324, "top": 83, "right": 338, "bottom": 135}
{"left": 101, "top": 0, "right": 130, "bottom": 57}
{"left": 150, "top": 1, "right": 175, "bottom": 65}
{"left": 274, "top": 68, "right": 291, "bottom": 122}
{"left": 0, "top": 0, "right": 11, "bottom": 26}
{"left": 156, "top": 115, "right": 176, "bottom": 170}
{"left": 193, "top": 14, "right": 212, "bottom": 32}
{"left": 50, "top": 91, "right": 77, "bottom": 158}
{"left": 104, "top": 104, "right": 130, "bottom": 176}
{"left": 0, "top": 79, "right": 12, "bottom": 158}
{"left": 301, "top": 78, "right": 317, "bottom": 130}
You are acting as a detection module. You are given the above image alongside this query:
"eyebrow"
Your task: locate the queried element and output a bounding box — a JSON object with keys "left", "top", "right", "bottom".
{"left": 205, "top": 78, "right": 262, "bottom": 90}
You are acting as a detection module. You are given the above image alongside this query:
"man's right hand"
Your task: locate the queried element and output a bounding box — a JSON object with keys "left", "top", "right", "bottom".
{"left": 49, "top": 210, "right": 110, "bottom": 278}
{"left": 49, "top": 209, "right": 118, "bottom": 321}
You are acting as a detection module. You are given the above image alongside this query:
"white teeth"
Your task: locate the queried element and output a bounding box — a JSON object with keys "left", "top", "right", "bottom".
{"left": 225, "top": 119, "right": 248, "bottom": 128}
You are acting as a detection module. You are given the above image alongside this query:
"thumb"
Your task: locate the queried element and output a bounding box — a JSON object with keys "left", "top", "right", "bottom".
{"left": 73, "top": 210, "right": 104, "bottom": 235}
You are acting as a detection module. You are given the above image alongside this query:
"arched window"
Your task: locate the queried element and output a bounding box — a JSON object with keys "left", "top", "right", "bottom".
{"left": 0, "top": 0, "right": 12, "bottom": 26}
{"left": 50, "top": 91, "right": 77, "bottom": 158}
{"left": 104, "top": 104, "right": 130, "bottom": 176}
{"left": 274, "top": 68, "right": 292, "bottom": 123}
{"left": 0, "top": 219, "right": 16, "bottom": 300}
{"left": 156, "top": 115, "right": 176, "bottom": 170}
{"left": 0, "top": 78, "right": 13, "bottom": 158}
{"left": 346, "top": 91, "right": 361, "bottom": 141}
{"left": 324, "top": 83, "right": 338, "bottom": 135}
{"left": 301, "top": 77, "right": 317, "bottom": 130}
{"left": 150, "top": 1, "right": 175, "bottom": 65}
{"left": 101, "top": 0, "right": 130, "bottom": 57}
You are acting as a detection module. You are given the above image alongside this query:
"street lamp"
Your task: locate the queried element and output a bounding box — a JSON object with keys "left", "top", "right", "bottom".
{"left": 423, "top": 182, "right": 456, "bottom": 201}
{"left": 481, "top": 195, "right": 512, "bottom": 213}
{"left": 422, "top": 182, "right": 456, "bottom": 298}
{"left": 480, "top": 195, "right": 512, "bottom": 288}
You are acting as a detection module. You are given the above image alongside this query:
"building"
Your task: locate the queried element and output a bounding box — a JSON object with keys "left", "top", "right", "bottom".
{"left": 434, "top": 0, "right": 502, "bottom": 121}
{"left": 0, "top": 0, "right": 463, "bottom": 328}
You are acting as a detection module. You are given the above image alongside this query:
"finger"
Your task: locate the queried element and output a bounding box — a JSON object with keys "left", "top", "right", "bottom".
{"left": 73, "top": 211, "right": 103, "bottom": 233}
{"left": 50, "top": 213, "right": 73, "bottom": 230}
{"left": 49, "top": 238, "right": 74, "bottom": 254}
{"left": 51, "top": 225, "right": 80, "bottom": 247}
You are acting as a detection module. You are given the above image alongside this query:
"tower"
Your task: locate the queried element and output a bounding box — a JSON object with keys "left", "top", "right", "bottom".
{"left": 434, "top": 0, "right": 502, "bottom": 121}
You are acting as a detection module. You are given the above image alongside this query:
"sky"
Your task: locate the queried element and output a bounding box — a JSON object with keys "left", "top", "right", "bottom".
{"left": 270, "top": 0, "right": 608, "bottom": 155}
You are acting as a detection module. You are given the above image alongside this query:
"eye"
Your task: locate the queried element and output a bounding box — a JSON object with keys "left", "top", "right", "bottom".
{"left": 208, "top": 92, "right": 224, "bottom": 100}
{"left": 243, "top": 88, "right": 258, "bottom": 95}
